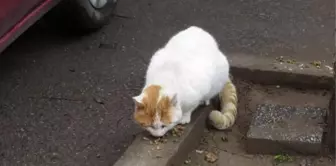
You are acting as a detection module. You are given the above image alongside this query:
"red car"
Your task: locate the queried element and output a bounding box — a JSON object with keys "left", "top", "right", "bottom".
{"left": 0, "top": 0, "right": 118, "bottom": 54}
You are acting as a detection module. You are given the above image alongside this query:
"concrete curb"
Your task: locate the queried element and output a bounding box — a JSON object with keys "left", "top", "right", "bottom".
{"left": 229, "top": 54, "right": 333, "bottom": 90}
{"left": 113, "top": 106, "right": 211, "bottom": 166}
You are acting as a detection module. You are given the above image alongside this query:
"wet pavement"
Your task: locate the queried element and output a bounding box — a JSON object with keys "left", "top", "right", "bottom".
{"left": 0, "top": 0, "right": 334, "bottom": 165}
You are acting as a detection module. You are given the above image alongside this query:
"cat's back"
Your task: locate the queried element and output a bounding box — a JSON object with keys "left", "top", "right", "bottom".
{"left": 148, "top": 26, "right": 227, "bottom": 76}
{"left": 164, "top": 26, "right": 218, "bottom": 55}
{"left": 146, "top": 26, "right": 228, "bottom": 89}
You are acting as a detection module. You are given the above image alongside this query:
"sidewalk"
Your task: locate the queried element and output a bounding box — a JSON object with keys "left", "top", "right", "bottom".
{"left": 184, "top": 80, "right": 335, "bottom": 166}
{"left": 185, "top": 128, "right": 335, "bottom": 166}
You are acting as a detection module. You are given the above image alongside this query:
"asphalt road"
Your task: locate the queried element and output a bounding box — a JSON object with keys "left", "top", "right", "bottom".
{"left": 0, "top": 0, "right": 334, "bottom": 165}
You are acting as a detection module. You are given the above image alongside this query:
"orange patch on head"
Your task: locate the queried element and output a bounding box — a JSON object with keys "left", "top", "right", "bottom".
{"left": 133, "top": 85, "right": 173, "bottom": 127}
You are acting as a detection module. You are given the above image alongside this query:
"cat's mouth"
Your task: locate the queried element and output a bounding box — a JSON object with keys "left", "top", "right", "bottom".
{"left": 146, "top": 126, "right": 170, "bottom": 137}
{"left": 148, "top": 130, "right": 167, "bottom": 137}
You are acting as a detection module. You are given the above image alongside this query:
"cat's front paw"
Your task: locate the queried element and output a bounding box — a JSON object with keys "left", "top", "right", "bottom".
{"left": 200, "top": 100, "right": 211, "bottom": 106}
{"left": 179, "top": 114, "right": 191, "bottom": 125}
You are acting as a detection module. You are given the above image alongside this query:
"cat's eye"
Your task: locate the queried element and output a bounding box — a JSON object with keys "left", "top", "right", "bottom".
{"left": 160, "top": 124, "right": 167, "bottom": 128}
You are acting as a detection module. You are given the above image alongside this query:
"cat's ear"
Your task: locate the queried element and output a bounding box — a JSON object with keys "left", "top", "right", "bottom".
{"left": 133, "top": 95, "right": 144, "bottom": 108}
{"left": 170, "top": 93, "right": 178, "bottom": 106}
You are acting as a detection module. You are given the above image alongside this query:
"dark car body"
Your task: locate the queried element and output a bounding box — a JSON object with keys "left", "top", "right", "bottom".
{"left": 0, "top": 0, "right": 117, "bottom": 54}
{"left": 0, "top": 0, "right": 61, "bottom": 53}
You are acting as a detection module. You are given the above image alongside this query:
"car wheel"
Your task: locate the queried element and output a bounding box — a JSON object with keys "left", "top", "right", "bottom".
{"left": 46, "top": 0, "right": 118, "bottom": 33}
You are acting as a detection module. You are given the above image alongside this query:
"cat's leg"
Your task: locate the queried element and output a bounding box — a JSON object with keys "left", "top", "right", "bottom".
{"left": 179, "top": 104, "right": 199, "bottom": 124}
{"left": 200, "top": 100, "right": 210, "bottom": 106}
{"left": 179, "top": 111, "right": 192, "bottom": 124}
{"left": 205, "top": 100, "right": 210, "bottom": 106}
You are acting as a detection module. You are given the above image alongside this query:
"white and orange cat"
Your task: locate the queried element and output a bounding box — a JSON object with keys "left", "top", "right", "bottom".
{"left": 132, "top": 26, "right": 238, "bottom": 137}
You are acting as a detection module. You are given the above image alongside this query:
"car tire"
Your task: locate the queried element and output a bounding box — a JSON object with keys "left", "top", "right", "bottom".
{"left": 45, "top": 0, "right": 118, "bottom": 33}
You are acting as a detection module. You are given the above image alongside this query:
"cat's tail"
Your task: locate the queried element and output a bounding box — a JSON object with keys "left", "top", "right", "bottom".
{"left": 208, "top": 79, "right": 238, "bottom": 130}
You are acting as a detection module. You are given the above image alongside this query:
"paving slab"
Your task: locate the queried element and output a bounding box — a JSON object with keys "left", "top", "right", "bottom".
{"left": 246, "top": 104, "right": 327, "bottom": 155}
{"left": 113, "top": 106, "right": 211, "bottom": 166}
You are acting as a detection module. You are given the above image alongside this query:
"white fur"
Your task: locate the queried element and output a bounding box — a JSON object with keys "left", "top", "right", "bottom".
{"left": 138, "top": 26, "right": 230, "bottom": 137}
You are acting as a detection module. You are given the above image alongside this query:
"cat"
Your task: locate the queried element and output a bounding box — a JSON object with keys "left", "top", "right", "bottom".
{"left": 132, "top": 26, "right": 238, "bottom": 137}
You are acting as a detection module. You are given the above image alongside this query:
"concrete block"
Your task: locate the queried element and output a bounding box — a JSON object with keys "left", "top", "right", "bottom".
{"left": 246, "top": 104, "right": 326, "bottom": 155}
{"left": 113, "top": 106, "right": 211, "bottom": 166}
{"left": 229, "top": 53, "right": 333, "bottom": 89}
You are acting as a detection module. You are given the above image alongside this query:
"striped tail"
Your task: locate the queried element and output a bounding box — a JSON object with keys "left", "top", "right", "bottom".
{"left": 208, "top": 79, "right": 238, "bottom": 130}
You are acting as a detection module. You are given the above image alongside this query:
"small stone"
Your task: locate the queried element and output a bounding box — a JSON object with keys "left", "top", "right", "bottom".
{"left": 93, "top": 96, "right": 104, "bottom": 104}
{"left": 153, "top": 139, "right": 160, "bottom": 145}
{"left": 160, "top": 139, "right": 168, "bottom": 143}
{"left": 143, "top": 137, "right": 150, "bottom": 141}
{"left": 325, "top": 65, "right": 333, "bottom": 71}
{"left": 195, "top": 150, "right": 204, "bottom": 154}
{"left": 184, "top": 159, "right": 191, "bottom": 164}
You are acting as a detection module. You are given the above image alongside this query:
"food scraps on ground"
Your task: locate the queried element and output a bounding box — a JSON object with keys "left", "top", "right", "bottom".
{"left": 275, "top": 56, "right": 285, "bottom": 63}
{"left": 172, "top": 125, "right": 185, "bottom": 137}
{"left": 310, "top": 61, "right": 322, "bottom": 68}
{"left": 275, "top": 56, "right": 296, "bottom": 64}
{"left": 204, "top": 151, "right": 218, "bottom": 163}
{"left": 221, "top": 136, "right": 228, "bottom": 142}
{"left": 286, "top": 59, "right": 296, "bottom": 64}
{"left": 148, "top": 137, "right": 168, "bottom": 145}
{"left": 184, "top": 159, "right": 191, "bottom": 164}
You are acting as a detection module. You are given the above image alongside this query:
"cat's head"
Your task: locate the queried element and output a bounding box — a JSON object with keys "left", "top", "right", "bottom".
{"left": 132, "top": 85, "right": 182, "bottom": 137}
